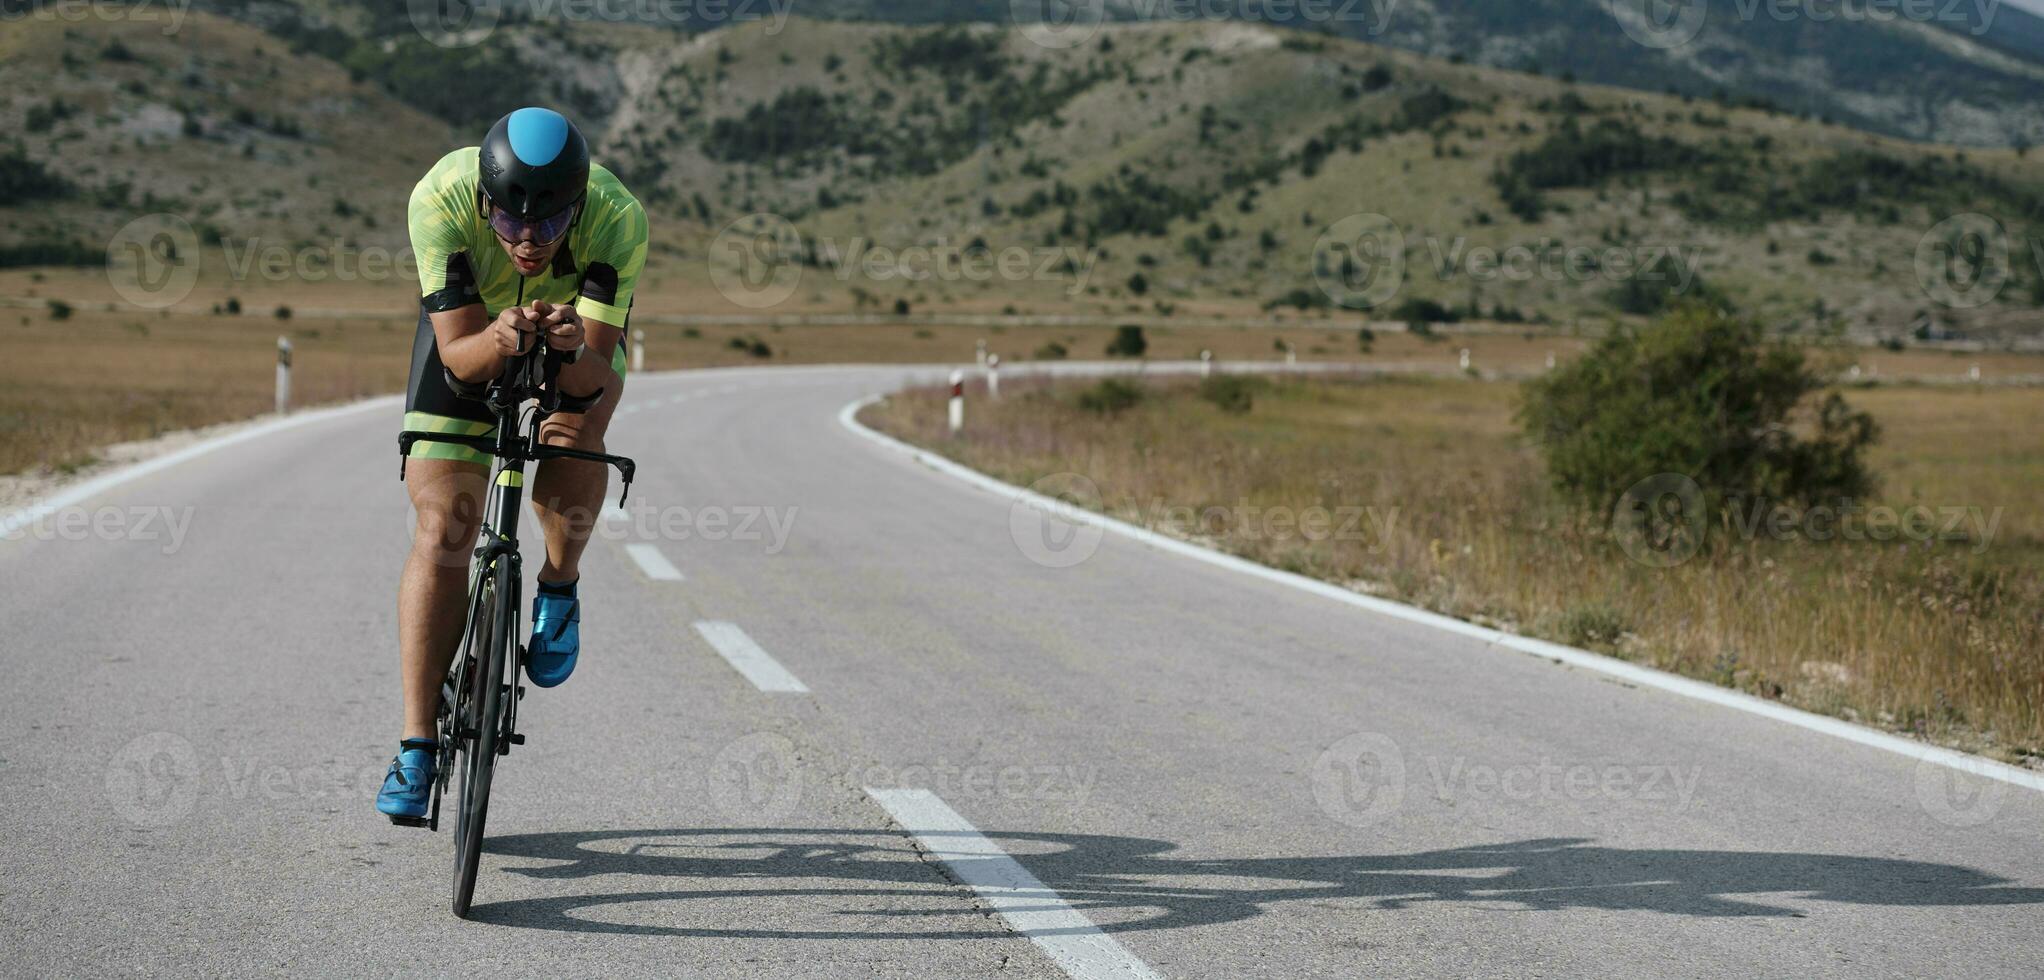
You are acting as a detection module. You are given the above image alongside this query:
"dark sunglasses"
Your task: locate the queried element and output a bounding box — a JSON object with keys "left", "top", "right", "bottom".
{"left": 483, "top": 194, "right": 578, "bottom": 247}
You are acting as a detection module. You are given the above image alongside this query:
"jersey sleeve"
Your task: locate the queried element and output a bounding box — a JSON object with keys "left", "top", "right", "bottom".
{"left": 408, "top": 163, "right": 482, "bottom": 312}
{"left": 573, "top": 193, "right": 648, "bottom": 328}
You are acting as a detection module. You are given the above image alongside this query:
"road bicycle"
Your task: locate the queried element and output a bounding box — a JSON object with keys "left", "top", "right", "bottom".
{"left": 394, "top": 342, "right": 635, "bottom": 918}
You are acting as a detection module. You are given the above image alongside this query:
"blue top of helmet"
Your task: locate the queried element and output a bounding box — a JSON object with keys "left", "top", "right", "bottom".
{"left": 505, "top": 107, "right": 570, "bottom": 167}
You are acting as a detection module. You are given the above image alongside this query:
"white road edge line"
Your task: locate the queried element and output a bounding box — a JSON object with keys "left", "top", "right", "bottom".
{"left": 624, "top": 543, "right": 685, "bottom": 581}
{"left": 837, "top": 394, "right": 2044, "bottom": 795}
{"left": 864, "top": 787, "right": 1162, "bottom": 980}
{"left": 691, "top": 621, "right": 809, "bottom": 692}
{"left": 2, "top": 396, "right": 401, "bottom": 539}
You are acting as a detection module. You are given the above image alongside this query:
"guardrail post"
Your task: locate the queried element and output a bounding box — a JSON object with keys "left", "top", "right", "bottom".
{"left": 275, "top": 337, "right": 293, "bottom": 414}
{"left": 948, "top": 370, "right": 965, "bottom": 435}
{"left": 986, "top": 354, "right": 1001, "bottom": 399}
{"left": 632, "top": 331, "right": 645, "bottom": 373}
{"left": 1201, "top": 349, "right": 1213, "bottom": 377}
{"left": 976, "top": 339, "right": 988, "bottom": 369}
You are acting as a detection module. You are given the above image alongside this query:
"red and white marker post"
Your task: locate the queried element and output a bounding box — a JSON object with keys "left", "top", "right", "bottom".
{"left": 275, "top": 337, "right": 293, "bottom": 415}
{"left": 948, "top": 370, "right": 965, "bottom": 435}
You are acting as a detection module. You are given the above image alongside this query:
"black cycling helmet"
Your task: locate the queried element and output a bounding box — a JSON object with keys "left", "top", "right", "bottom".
{"left": 478, "top": 107, "right": 590, "bottom": 222}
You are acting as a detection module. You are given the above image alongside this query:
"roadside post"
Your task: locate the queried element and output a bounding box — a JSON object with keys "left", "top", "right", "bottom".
{"left": 1459, "top": 348, "right": 1471, "bottom": 372}
{"left": 948, "top": 370, "right": 964, "bottom": 435}
{"left": 1201, "top": 349, "right": 1213, "bottom": 378}
{"left": 976, "top": 340, "right": 988, "bottom": 369}
{"left": 987, "top": 354, "right": 1001, "bottom": 399}
{"left": 275, "top": 337, "right": 292, "bottom": 415}
{"left": 632, "top": 330, "right": 645, "bottom": 373}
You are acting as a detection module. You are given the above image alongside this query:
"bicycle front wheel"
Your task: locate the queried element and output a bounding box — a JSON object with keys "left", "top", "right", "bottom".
{"left": 451, "top": 559, "right": 511, "bottom": 918}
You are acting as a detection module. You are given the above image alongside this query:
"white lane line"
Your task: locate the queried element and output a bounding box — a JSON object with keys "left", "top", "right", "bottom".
{"left": 837, "top": 395, "right": 2044, "bottom": 796}
{"left": 691, "top": 621, "right": 809, "bottom": 692}
{"left": 865, "top": 788, "right": 1161, "bottom": 980}
{"left": 3, "top": 396, "right": 399, "bottom": 540}
{"left": 624, "top": 543, "right": 684, "bottom": 581}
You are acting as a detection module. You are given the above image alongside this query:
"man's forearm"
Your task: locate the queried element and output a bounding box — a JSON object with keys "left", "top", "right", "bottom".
{"left": 440, "top": 330, "right": 510, "bottom": 385}
{"left": 557, "top": 335, "right": 619, "bottom": 397}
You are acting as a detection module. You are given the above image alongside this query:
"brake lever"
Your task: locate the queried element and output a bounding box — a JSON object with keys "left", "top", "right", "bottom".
{"left": 616, "top": 459, "right": 635, "bottom": 507}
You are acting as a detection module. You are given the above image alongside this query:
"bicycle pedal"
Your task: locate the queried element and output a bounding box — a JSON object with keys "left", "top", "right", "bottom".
{"left": 507, "top": 733, "right": 526, "bottom": 745}
{"left": 387, "top": 814, "right": 430, "bottom": 829}
{"left": 516, "top": 686, "right": 526, "bottom": 700}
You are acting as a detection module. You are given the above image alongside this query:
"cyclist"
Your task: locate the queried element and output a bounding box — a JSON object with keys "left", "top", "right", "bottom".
{"left": 378, "top": 107, "right": 648, "bottom": 822}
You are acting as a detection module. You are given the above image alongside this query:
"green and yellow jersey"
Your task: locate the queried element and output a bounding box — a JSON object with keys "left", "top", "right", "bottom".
{"left": 407, "top": 147, "right": 648, "bottom": 341}
{"left": 401, "top": 147, "right": 647, "bottom": 465}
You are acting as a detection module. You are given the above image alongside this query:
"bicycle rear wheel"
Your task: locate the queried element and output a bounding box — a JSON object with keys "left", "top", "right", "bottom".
{"left": 451, "top": 559, "right": 511, "bottom": 918}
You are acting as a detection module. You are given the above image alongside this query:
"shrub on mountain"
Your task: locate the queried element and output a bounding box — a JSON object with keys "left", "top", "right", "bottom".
{"left": 1518, "top": 304, "right": 1878, "bottom": 520}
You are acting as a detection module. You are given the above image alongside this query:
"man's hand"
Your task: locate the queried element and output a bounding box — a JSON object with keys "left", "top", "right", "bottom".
{"left": 489, "top": 306, "right": 540, "bottom": 358}
{"left": 531, "top": 301, "right": 585, "bottom": 354}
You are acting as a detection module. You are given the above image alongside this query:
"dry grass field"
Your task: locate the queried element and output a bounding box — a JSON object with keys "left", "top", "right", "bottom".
{"left": 863, "top": 373, "right": 2044, "bottom": 765}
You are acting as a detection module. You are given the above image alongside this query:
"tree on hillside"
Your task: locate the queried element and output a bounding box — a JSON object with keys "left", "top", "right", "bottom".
{"left": 1519, "top": 305, "right": 1877, "bottom": 520}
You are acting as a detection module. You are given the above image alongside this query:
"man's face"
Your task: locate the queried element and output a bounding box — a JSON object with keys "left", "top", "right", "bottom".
{"left": 487, "top": 200, "right": 577, "bottom": 277}
{"left": 498, "top": 230, "right": 564, "bottom": 277}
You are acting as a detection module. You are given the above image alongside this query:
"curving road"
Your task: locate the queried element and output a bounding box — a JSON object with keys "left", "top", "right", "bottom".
{"left": 3, "top": 364, "right": 2041, "bottom": 977}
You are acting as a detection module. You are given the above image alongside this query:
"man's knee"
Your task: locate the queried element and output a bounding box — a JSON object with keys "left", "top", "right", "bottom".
{"left": 411, "top": 509, "right": 481, "bottom": 564}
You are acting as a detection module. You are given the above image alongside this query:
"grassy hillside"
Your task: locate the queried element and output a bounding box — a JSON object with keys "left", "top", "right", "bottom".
{"left": 5, "top": 15, "right": 2044, "bottom": 343}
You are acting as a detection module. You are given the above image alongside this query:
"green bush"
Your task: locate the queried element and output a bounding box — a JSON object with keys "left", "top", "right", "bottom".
{"left": 1104, "top": 324, "right": 1148, "bottom": 357}
{"left": 0, "top": 152, "right": 74, "bottom": 205}
{"left": 1077, "top": 378, "right": 1144, "bottom": 416}
{"left": 1390, "top": 297, "right": 1459, "bottom": 324}
{"left": 1198, "top": 374, "right": 1258, "bottom": 414}
{"left": 1558, "top": 603, "right": 1628, "bottom": 649}
{"left": 1518, "top": 304, "right": 1878, "bottom": 519}
{"left": 0, "top": 240, "right": 97, "bottom": 268}
{"left": 47, "top": 299, "right": 73, "bottom": 320}
{"left": 1034, "top": 341, "right": 1069, "bottom": 360}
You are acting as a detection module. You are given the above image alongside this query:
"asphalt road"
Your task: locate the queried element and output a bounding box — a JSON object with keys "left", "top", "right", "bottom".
{"left": 3, "top": 364, "right": 2040, "bottom": 978}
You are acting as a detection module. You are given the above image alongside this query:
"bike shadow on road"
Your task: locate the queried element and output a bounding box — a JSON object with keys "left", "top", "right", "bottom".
{"left": 465, "top": 828, "right": 2044, "bottom": 936}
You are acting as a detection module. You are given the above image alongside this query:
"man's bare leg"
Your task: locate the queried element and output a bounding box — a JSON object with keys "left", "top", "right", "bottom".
{"left": 398, "top": 458, "right": 489, "bottom": 741}
{"left": 530, "top": 376, "right": 624, "bottom": 582}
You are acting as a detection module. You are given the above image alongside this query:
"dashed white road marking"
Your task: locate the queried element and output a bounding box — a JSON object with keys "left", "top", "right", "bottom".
{"left": 624, "top": 543, "right": 684, "bottom": 581}
{"left": 864, "top": 788, "right": 1161, "bottom": 980}
{"left": 691, "top": 620, "right": 809, "bottom": 693}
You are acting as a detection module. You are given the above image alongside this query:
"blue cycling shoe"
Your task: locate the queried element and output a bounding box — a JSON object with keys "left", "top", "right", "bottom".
{"left": 526, "top": 581, "right": 581, "bottom": 688}
{"left": 376, "top": 740, "right": 437, "bottom": 823}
